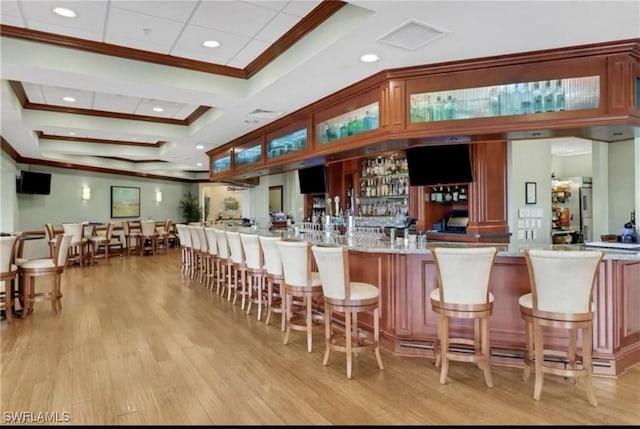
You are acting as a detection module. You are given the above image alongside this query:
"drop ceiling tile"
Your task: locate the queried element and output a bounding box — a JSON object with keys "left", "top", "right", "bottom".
{"left": 20, "top": 0, "right": 108, "bottom": 35}
{"left": 171, "top": 25, "right": 251, "bottom": 63}
{"left": 21, "top": 82, "right": 46, "bottom": 103}
{"left": 282, "top": 0, "right": 322, "bottom": 17}
{"left": 0, "top": 0, "right": 23, "bottom": 20}
{"left": 244, "top": 1, "right": 289, "bottom": 13}
{"left": 190, "top": 1, "right": 277, "bottom": 38}
{"left": 41, "top": 86, "right": 93, "bottom": 109}
{"left": 254, "top": 10, "right": 300, "bottom": 43}
{"left": 136, "top": 99, "right": 184, "bottom": 118}
{"left": 105, "top": 7, "right": 185, "bottom": 53}
{"left": 93, "top": 93, "right": 141, "bottom": 114}
{"left": 231, "top": 39, "right": 270, "bottom": 64}
{"left": 111, "top": 0, "right": 199, "bottom": 23}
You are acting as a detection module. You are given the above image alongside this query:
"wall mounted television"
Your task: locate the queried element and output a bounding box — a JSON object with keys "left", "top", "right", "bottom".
{"left": 16, "top": 171, "right": 52, "bottom": 195}
{"left": 406, "top": 144, "right": 474, "bottom": 186}
{"left": 298, "top": 165, "right": 327, "bottom": 194}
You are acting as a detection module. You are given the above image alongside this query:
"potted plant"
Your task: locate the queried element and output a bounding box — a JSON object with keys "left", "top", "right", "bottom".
{"left": 179, "top": 192, "right": 201, "bottom": 223}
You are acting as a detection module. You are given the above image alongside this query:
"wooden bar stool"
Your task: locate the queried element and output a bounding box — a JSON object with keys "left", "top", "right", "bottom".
{"left": 213, "top": 228, "right": 232, "bottom": 297}
{"left": 430, "top": 246, "right": 497, "bottom": 387}
{"left": 259, "top": 235, "right": 285, "bottom": 331}
{"left": 240, "top": 232, "right": 266, "bottom": 320}
{"left": 311, "top": 244, "right": 384, "bottom": 379}
{"left": 520, "top": 249, "right": 603, "bottom": 406}
{"left": 226, "top": 231, "right": 247, "bottom": 308}
{"left": 276, "top": 240, "right": 324, "bottom": 353}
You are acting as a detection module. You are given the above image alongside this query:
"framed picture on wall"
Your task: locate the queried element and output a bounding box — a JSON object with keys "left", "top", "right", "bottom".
{"left": 111, "top": 186, "right": 141, "bottom": 218}
{"left": 525, "top": 181, "right": 537, "bottom": 205}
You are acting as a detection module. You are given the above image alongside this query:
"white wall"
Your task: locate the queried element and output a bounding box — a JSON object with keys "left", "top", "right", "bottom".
{"left": 608, "top": 140, "right": 636, "bottom": 233}
{"left": 551, "top": 153, "right": 592, "bottom": 178}
{"left": 0, "top": 151, "right": 19, "bottom": 233}
{"left": 509, "top": 139, "right": 552, "bottom": 244}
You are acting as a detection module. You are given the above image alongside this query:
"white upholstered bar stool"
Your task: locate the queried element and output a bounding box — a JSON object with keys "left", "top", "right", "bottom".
{"left": 240, "top": 232, "right": 266, "bottom": 320}
{"left": 123, "top": 221, "right": 141, "bottom": 256}
{"left": 188, "top": 225, "right": 203, "bottom": 281}
{"left": 0, "top": 235, "right": 18, "bottom": 323}
{"left": 311, "top": 245, "right": 384, "bottom": 379}
{"left": 213, "top": 228, "right": 232, "bottom": 297}
{"left": 520, "top": 249, "right": 603, "bottom": 406}
{"left": 204, "top": 227, "right": 218, "bottom": 291}
{"left": 19, "top": 234, "right": 73, "bottom": 316}
{"left": 259, "top": 235, "right": 285, "bottom": 330}
{"left": 88, "top": 222, "right": 116, "bottom": 264}
{"left": 430, "top": 246, "right": 497, "bottom": 387}
{"left": 195, "top": 226, "right": 210, "bottom": 287}
{"left": 276, "top": 240, "right": 324, "bottom": 353}
{"left": 226, "top": 230, "right": 247, "bottom": 308}
{"left": 177, "top": 224, "right": 193, "bottom": 277}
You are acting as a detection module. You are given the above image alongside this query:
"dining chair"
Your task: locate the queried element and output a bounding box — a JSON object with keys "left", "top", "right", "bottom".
{"left": 520, "top": 248, "right": 603, "bottom": 406}
{"left": 430, "top": 246, "right": 498, "bottom": 387}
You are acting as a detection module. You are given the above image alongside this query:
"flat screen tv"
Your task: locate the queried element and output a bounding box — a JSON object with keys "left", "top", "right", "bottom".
{"left": 406, "top": 144, "right": 474, "bottom": 186}
{"left": 16, "top": 171, "right": 52, "bottom": 195}
{"left": 298, "top": 165, "right": 327, "bottom": 194}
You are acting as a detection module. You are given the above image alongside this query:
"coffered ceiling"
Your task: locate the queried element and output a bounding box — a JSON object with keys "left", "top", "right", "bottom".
{"left": 1, "top": 1, "right": 638, "bottom": 182}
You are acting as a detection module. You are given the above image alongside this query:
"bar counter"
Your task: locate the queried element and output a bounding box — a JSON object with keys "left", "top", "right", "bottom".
{"left": 290, "top": 231, "right": 640, "bottom": 377}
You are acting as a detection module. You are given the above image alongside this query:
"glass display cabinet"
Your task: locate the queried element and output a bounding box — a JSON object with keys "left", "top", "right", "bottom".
{"left": 316, "top": 101, "right": 380, "bottom": 143}
{"left": 266, "top": 128, "right": 307, "bottom": 159}
{"left": 409, "top": 76, "right": 600, "bottom": 123}
{"left": 212, "top": 153, "right": 231, "bottom": 174}
{"left": 234, "top": 141, "right": 262, "bottom": 168}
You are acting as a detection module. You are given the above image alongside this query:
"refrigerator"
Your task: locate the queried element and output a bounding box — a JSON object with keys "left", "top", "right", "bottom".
{"left": 551, "top": 176, "right": 593, "bottom": 243}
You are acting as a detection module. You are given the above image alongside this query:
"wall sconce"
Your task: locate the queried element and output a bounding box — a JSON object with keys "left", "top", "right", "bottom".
{"left": 155, "top": 190, "right": 162, "bottom": 203}
{"left": 81, "top": 186, "right": 91, "bottom": 201}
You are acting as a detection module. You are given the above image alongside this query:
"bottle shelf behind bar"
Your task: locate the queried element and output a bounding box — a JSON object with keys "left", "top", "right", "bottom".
{"left": 358, "top": 153, "right": 409, "bottom": 217}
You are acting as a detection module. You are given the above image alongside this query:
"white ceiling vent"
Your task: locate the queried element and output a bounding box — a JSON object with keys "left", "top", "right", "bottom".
{"left": 377, "top": 20, "right": 450, "bottom": 51}
{"left": 246, "top": 109, "right": 282, "bottom": 120}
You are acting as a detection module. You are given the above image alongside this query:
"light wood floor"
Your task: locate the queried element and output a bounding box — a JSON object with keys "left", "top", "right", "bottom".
{"left": 2, "top": 249, "right": 639, "bottom": 425}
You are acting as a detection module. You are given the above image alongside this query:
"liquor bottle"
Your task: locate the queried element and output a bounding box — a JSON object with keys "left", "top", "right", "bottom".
{"left": 459, "top": 186, "right": 468, "bottom": 200}
{"left": 433, "top": 96, "right": 444, "bottom": 121}
{"left": 532, "top": 82, "right": 543, "bottom": 113}
{"left": 543, "top": 80, "right": 555, "bottom": 112}
{"left": 431, "top": 187, "right": 438, "bottom": 202}
{"left": 444, "top": 95, "right": 455, "bottom": 120}
{"left": 423, "top": 95, "right": 433, "bottom": 122}
{"left": 444, "top": 186, "right": 453, "bottom": 202}
{"left": 488, "top": 87, "right": 500, "bottom": 116}
{"left": 452, "top": 186, "right": 459, "bottom": 202}
{"left": 511, "top": 83, "right": 524, "bottom": 115}
{"left": 554, "top": 79, "right": 566, "bottom": 111}
{"left": 520, "top": 82, "right": 533, "bottom": 114}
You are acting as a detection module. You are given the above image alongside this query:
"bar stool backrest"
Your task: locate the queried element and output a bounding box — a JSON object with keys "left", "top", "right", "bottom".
{"left": 54, "top": 234, "right": 74, "bottom": 268}
{"left": 311, "top": 245, "right": 349, "bottom": 300}
{"left": 525, "top": 249, "right": 603, "bottom": 315}
{"left": 276, "top": 240, "right": 311, "bottom": 288}
{"left": 213, "top": 229, "right": 229, "bottom": 259}
{"left": 195, "top": 226, "right": 208, "bottom": 253}
{"left": 240, "top": 233, "right": 262, "bottom": 270}
{"left": 62, "top": 223, "right": 84, "bottom": 243}
{"left": 226, "top": 231, "right": 244, "bottom": 264}
{"left": 204, "top": 227, "right": 217, "bottom": 256}
{"left": 140, "top": 220, "right": 157, "bottom": 236}
{"left": 432, "top": 247, "right": 497, "bottom": 305}
{"left": 189, "top": 225, "right": 201, "bottom": 251}
{"left": 259, "top": 235, "right": 282, "bottom": 276}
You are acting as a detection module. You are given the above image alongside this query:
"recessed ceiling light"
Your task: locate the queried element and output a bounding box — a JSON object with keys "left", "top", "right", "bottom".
{"left": 62, "top": 96, "right": 76, "bottom": 102}
{"left": 202, "top": 40, "right": 220, "bottom": 48}
{"left": 195, "top": 144, "right": 205, "bottom": 150}
{"left": 53, "top": 7, "right": 77, "bottom": 18}
{"left": 68, "top": 132, "right": 76, "bottom": 135}
{"left": 196, "top": 162, "right": 203, "bottom": 167}
{"left": 360, "top": 53, "right": 379, "bottom": 63}
{"left": 152, "top": 107, "right": 164, "bottom": 112}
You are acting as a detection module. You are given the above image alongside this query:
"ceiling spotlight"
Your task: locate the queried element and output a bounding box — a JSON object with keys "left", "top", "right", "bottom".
{"left": 152, "top": 106, "right": 164, "bottom": 112}
{"left": 53, "top": 7, "right": 77, "bottom": 18}
{"left": 360, "top": 53, "right": 379, "bottom": 63}
{"left": 202, "top": 40, "right": 220, "bottom": 48}
{"left": 68, "top": 132, "right": 76, "bottom": 135}
{"left": 196, "top": 162, "right": 203, "bottom": 167}
{"left": 62, "top": 96, "right": 76, "bottom": 102}
{"left": 195, "top": 144, "right": 205, "bottom": 150}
